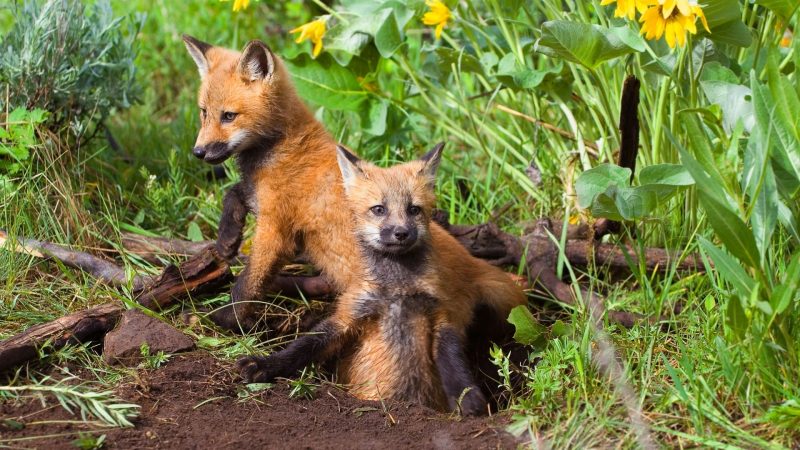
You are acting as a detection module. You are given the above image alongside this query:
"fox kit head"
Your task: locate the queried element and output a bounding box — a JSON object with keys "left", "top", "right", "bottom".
{"left": 183, "top": 35, "right": 285, "bottom": 164}
{"left": 336, "top": 143, "right": 444, "bottom": 255}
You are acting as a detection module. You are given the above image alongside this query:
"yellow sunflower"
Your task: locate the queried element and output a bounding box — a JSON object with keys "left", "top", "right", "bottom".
{"left": 422, "top": 0, "right": 452, "bottom": 40}
{"left": 290, "top": 18, "right": 327, "bottom": 58}
{"left": 221, "top": 0, "right": 250, "bottom": 12}
{"left": 600, "top": 0, "right": 654, "bottom": 20}
{"left": 640, "top": 1, "right": 710, "bottom": 48}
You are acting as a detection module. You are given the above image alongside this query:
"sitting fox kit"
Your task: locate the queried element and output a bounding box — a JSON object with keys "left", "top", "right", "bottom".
{"left": 238, "top": 144, "right": 526, "bottom": 415}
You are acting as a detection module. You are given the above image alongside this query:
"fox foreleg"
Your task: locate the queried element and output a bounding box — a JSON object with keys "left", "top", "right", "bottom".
{"left": 237, "top": 317, "right": 352, "bottom": 383}
{"left": 215, "top": 183, "right": 249, "bottom": 261}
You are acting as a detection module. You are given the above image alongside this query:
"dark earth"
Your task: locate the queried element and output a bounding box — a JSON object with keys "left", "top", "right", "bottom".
{"left": 1, "top": 352, "right": 522, "bottom": 449}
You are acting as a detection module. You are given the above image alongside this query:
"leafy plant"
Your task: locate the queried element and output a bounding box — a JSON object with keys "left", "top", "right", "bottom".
{"left": 0, "top": 107, "right": 47, "bottom": 191}
{"left": 0, "top": 375, "right": 139, "bottom": 427}
{"left": 0, "top": 0, "right": 143, "bottom": 137}
{"left": 139, "top": 343, "right": 171, "bottom": 369}
{"left": 576, "top": 163, "right": 694, "bottom": 221}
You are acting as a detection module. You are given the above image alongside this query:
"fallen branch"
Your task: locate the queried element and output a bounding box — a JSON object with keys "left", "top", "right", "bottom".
{"left": 121, "top": 232, "right": 211, "bottom": 263}
{"left": 0, "top": 229, "right": 147, "bottom": 291}
{"left": 0, "top": 303, "right": 123, "bottom": 372}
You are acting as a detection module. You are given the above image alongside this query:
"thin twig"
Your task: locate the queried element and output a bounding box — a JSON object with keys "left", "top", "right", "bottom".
{"left": 494, "top": 104, "right": 600, "bottom": 155}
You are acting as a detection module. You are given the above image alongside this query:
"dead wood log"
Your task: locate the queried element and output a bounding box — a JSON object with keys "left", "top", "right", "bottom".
{"left": 0, "top": 303, "right": 123, "bottom": 373}
{"left": 134, "top": 245, "right": 234, "bottom": 309}
{"left": 121, "top": 232, "right": 211, "bottom": 263}
{"left": 0, "top": 229, "right": 147, "bottom": 291}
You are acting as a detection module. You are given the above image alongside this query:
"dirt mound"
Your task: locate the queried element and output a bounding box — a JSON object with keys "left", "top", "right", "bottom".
{"left": 1, "top": 353, "right": 520, "bottom": 449}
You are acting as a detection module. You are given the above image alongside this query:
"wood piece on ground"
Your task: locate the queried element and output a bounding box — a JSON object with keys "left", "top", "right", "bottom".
{"left": 0, "top": 229, "right": 147, "bottom": 291}
{"left": 0, "top": 303, "right": 123, "bottom": 372}
{"left": 135, "top": 245, "right": 233, "bottom": 310}
{"left": 121, "top": 232, "right": 212, "bottom": 263}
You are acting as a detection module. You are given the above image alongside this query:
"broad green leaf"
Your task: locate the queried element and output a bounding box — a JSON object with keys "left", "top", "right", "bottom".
{"left": 285, "top": 54, "right": 368, "bottom": 111}
{"left": 698, "top": 237, "right": 756, "bottom": 298}
{"left": 538, "top": 22, "right": 644, "bottom": 69}
{"left": 751, "top": 71, "right": 800, "bottom": 197}
{"left": 639, "top": 164, "right": 695, "bottom": 186}
{"left": 674, "top": 115, "right": 728, "bottom": 191}
{"left": 359, "top": 99, "right": 388, "bottom": 136}
{"left": 756, "top": 0, "right": 800, "bottom": 18}
{"left": 699, "top": 191, "right": 761, "bottom": 269}
{"left": 590, "top": 188, "right": 625, "bottom": 221}
{"left": 702, "top": 0, "right": 753, "bottom": 47}
{"left": 496, "top": 53, "right": 548, "bottom": 90}
{"left": 753, "top": 173, "right": 779, "bottom": 256}
{"left": 507, "top": 305, "right": 545, "bottom": 345}
{"left": 373, "top": 9, "right": 403, "bottom": 58}
{"left": 575, "top": 164, "right": 631, "bottom": 209}
{"left": 680, "top": 148, "right": 760, "bottom": 268}
{"left": 700, "top": 80, "right": 754, "bottom": 133}
{"left": 437, "top": 48, "right": 485, "bottom": 76}
{"left": 187, "top": 221, "right": 203, "bottom": 242}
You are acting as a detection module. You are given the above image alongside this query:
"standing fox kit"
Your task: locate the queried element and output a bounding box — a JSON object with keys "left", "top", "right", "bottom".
{"left": 182, "top": 34, "right": 365, "bottom": 330}
{"left": 182, "top": 35, "right": 525, "bottom": 336}
{"left": 238, "top": 145, "right": 527, "bottom": 415}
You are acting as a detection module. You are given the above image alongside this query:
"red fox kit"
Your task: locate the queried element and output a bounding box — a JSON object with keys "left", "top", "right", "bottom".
{"left": 181, "top": 36, "right": 525, "bottom": 338}
{"left": 182, "top": 35, "right": 365, "bottom": 331}
{"left": 237, "top": 144, "right": 527, "bottom": 415}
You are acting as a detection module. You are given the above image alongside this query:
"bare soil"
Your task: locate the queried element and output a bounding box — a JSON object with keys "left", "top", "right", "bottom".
{"left": 1, "top": 352, "right": 521, "bottom": 449}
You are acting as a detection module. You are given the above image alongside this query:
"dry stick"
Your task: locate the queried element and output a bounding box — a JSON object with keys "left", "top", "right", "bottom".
{"left": 0, "top": 229, "right": 148, "bottom": 291}
{"left": 120, "top": 232, "right": 212, "bottom": 263}
{"left": 494, "top": 104, "right": 600, "bottom": 155}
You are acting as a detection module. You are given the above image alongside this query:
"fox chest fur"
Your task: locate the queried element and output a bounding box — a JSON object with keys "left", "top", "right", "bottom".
{"left": 338, "top": 248, "right": 448, "bottom": 410}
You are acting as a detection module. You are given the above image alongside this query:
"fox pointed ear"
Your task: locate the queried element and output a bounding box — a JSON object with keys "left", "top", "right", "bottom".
{"left": 419, "top": 142, "right": 445, "bottom": 179}
{"left": 238, "top": 40, "right": 275, "bottom": 82}
{"left": 335, "top": 145, "right": 364, "bottom": 190}
{"left": 182, "top": 34, "right": 212, "bottom": 78}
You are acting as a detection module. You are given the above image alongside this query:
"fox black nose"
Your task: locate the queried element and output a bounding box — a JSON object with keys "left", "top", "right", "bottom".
{"left": 192, "top": 146, "right": 206, "bottom": 159}
{"left": 393, "top": 227, "right": 409, "bottom": 241}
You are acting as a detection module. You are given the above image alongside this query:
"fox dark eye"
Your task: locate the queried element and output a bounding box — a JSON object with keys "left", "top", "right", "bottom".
{"left": 200, "top": 108, "right": 207, "bottom": 120}
{"left": 221, "top": 111, "right": 238, "bottom": 123}
{"left": 370, "top": 205, "right": 386, "bottom": 216}
{"left": 408, "top": 205, "right": 422, "bottom": 216}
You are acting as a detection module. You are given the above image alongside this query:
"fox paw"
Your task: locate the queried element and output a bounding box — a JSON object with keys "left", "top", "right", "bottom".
{"left": 237, "top": 356, "right": 280, "bottom": 383}
{"left": 209, "top": 305, "right": 259, "bottom": 335}
{"left": 456, "top": 388, "right": 489, "bottom": 416}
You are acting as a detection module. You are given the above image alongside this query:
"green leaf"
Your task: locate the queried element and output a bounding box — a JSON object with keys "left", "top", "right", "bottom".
{"left": 285, "top": 54, "right": 368, "bottom": 111}
{"left": 538, "top": 22, "right": 644, "bottom": 69}
{"left": 702, "top": 0, "right": 753, "bottom": 47}
{"left": 373, "top": 9, "right": 403, "bottom": 58}
{"left": 358, "top": 99, "right": 388, "bottom": 136}
{"left": 638, "top": 164, "right": 694, "bottom": 186}
{"left": 699, "top": 191, "right": 761, "bottom": 269}
{"left": 507, "top": 305, "right": 544, "bottom": 345}
{"left": 725, "top": 295, "right": 749, "bottom": 341}
{"left": 437, "top": 48, "right": 485, "bottom": 76}
{"left": 187, "top": 221, "right": 203, "bottom": 242}
{"left": 698, "top": 237, "right": 756, "bottom": 298}
{"left": 756, "top": 0, "right": 800, "bottom": 18}
{"left": 575, "top": 164, "right": 631, "bottom": 209}
{"left": 771, "top": 252, "right": 800, "bottom": 315}
{"left": 699, "top": 80, "right": 754, "bottom": 133}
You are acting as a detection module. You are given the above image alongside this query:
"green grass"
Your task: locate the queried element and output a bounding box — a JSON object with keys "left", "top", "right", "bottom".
{"left": 1, "top": 0, "right": 799, "bottom": 447}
